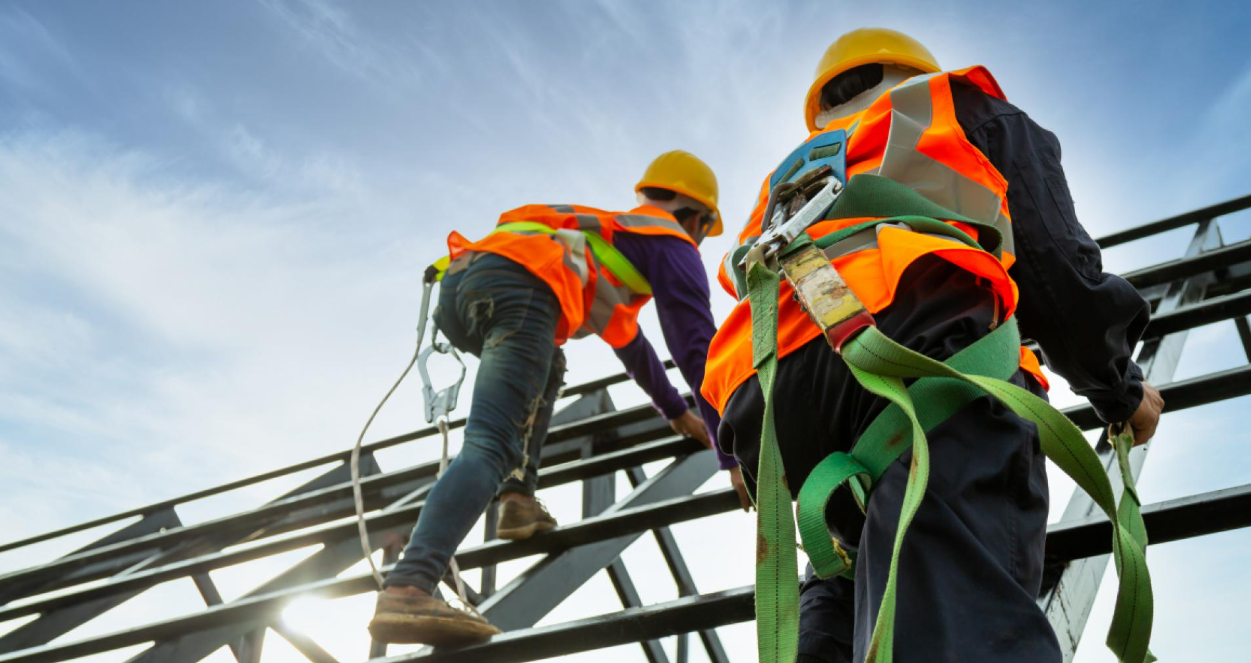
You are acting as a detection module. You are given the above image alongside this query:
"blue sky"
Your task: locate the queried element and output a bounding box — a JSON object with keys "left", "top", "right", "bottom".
{"left": 2, "top": 1, "right": 1250, "bottom": 662}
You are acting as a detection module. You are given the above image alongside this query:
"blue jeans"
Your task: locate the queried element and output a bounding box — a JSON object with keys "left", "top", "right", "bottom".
{"left": 385, "top": 253, "right": 566, "bottom": 592}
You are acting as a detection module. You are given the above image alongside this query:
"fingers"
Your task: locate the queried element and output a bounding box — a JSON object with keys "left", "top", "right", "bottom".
{"left": 671, "top": 410, "right": 712, "bottom": 448}
{"left": 735, "top": 484, "right": 753, "bottom": 511}
{"left": 729, "top": 467, "right": 753, "bottom": 511}
{"left": 1128, "top": 383, "right": 1165, "bottom": 446}
{"left": 689, "top": 422, "right": 712, "bottom": 448}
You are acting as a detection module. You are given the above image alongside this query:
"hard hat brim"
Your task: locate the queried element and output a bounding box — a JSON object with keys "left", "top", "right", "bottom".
{"left": 634, "top": 181, "right": 724, "bottom": 237}
{"left": 803, "top": 53, "right": 941, "bottom": 132}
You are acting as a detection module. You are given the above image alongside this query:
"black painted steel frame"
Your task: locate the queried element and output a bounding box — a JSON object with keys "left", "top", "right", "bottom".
{"left": 1, "top": 193, "right": 1250, "bottom": 663}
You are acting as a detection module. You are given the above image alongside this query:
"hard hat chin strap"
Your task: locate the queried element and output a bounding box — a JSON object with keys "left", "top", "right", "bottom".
{"left": 814, "top": 66, "right": 917, "bottom": 130}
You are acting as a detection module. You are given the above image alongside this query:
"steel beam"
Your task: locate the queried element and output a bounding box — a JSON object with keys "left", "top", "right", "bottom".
{"left": 1095, "top": 192, "right": 1251, "bottom": 248}
{"left": 1121, "top": 238, "right": 1251, "bottom": 289}
{"left": 0, "top": 458, "right": 382, "bottom": 654}
{"left": 391, "top": 586, "right": 758, "bottom": 663}
{"left": 1143, "top": 289, "right": 1251, "bottom": 337}
{"left": 0, "top": 508, "right": 181, "bottom": 608}
{"left": 0, "top": 510, "right": 183, "bottom": 651}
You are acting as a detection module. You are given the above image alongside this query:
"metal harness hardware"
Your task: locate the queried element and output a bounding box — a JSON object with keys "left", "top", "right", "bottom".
{"left": 418, "top": 332, "right": 466, "bottom": 426}
{"left": 744, "top": 163, "right": 876, "bottom": 353}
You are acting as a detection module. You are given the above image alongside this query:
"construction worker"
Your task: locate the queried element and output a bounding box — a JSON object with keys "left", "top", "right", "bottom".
{"left": 368, "top": 150, "right": 749, "bottom": 646}
{"left": 703, "top": 29, "right": 1166, "bottom": 662}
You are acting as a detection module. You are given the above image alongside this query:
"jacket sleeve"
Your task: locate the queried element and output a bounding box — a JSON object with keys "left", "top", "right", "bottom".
{"left": 613, "top": 332, "right": 689, "bottom": 420}
{"left": 622, "top": 234, "right": 735, "bottom": 469}
{"left": 954, "top": 84, "right": 1151, "bottom": 423}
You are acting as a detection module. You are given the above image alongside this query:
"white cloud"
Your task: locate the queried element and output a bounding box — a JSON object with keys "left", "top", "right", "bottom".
{"left": 0, "top": 129, "right": 445, "bottom": 521}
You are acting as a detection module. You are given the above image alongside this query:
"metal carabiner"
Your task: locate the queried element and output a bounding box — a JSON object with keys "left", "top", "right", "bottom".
{"left": 417, "top": 329, "right": 467, "bottom": 424}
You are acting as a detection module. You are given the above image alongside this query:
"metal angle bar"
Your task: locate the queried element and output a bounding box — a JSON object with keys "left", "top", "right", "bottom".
{"left": 1234, "top": 317, "right": 1251, "bottom": 363}
{"left": 0, "top": 461, "right": 431, "bottom": 594}
{"left": 0, "top": 508, "right": 180, "bottom": 608}
{"left": 1060, "top": 364, "right": 1251, "bottom": 432}
{"left": 1045, "top": 482, "right": 1251, "bottom": 562}
{"left": 1041, "top": 219, "right": 1222, "bottom": 660}
{"left": 0, "top": 436, "right": 700, "bottom": 624}
{"left": 625, "top": 467, "right": 731, "bottom": 663}
{"left": 271, "top": 625, "right": 340, "bottom": 663}
{"left": 1095, "top": 191, "right": 1251, "bottom": 248}
{"left": 0, "top": 510, "right": 185, "bottom": 652}
{"left": 480, "top": 502, "right": 498, "bottom": 599}
{"left": 1121, "top": 238, "right": 1251, "bottom": 289}
{"left": 606, "top": 561, "right": 670, "bottom": 663}
{"left": 386, "top": 586, "right": 759, "bottom": 663}
{"left": 1143, "top": 289, "right": 1251, "bottom": 337}
{"left": 0, "top": 429, "right": 453, "bottom": 557}
{"left": 189, "top": 574, "right": 250, "bottom": 663}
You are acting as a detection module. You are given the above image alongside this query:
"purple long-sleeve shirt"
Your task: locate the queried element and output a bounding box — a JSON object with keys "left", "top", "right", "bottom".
{"left": 610, "top": 232, "right": 734, "bottom": 470}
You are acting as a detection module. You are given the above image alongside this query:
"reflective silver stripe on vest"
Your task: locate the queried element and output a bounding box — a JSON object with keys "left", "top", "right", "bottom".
{"left": 614, "top": 212, "right": 686, "bottom": 235}
{"left": 875, "top": 74, "right": 1013, "bottom": 256}
{"left": 575, "top": 213, "right": 604, "bottom": 231}
{"left": 820, "top": 224, "right": 972, "bottom": 261}
{"left": 565, "top": 208, "right": 670, "bottom": 339}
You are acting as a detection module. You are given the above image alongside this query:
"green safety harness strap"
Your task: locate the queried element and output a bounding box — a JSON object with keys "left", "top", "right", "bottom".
{"left": 745, "top": 181, "right": 1154, "bottom": 663}
{"left": 493, "top": 221, "right": 653, "bottom": 295}
{"left": 747, "top": 259, "right": 800, "bottom": 663}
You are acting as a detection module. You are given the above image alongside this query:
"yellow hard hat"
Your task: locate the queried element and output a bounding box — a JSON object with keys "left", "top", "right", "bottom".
{"left": 635, "top": 150, "right": 723, "bottom": 237}
{"left": 803, "top": 28, "right": 941, "bottom": 132}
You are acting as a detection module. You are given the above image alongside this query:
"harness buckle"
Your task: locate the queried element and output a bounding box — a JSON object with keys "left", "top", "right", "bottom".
{"left": 740, "top": 165, "right": 843, "bottom": 270}
{"left": 779, "top": 242, "right": 875, "bottom": 353}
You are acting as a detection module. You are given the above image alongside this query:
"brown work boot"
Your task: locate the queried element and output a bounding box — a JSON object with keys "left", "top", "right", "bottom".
{"left": 496, "top": 495, "right": 557, "bottom": 541}
{"left": 367, "top": 589, "right": 500, "bottom": 646}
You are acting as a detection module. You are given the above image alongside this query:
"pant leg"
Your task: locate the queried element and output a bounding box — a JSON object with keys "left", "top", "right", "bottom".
{"left": 498, "top": 347, "right": 567, "bottom": 497}
{"left": 851, "top": 371, "right": 1057, "bottom": 662}
{"left": 798, "top": 563, "right": 855, "bottom": 663}
{"left": 385, "top": 254, "right": 560, "bottom": 591}
{"left": 718, "top": 256, "right": 1059, "bottom": 662}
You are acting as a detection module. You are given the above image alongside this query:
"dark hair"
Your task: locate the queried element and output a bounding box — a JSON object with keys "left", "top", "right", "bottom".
{"left": 820, "top": 63, "right": 885, "bottom": 110}
{"left": 639, "top": 187, "right": 677, "bottom": 201}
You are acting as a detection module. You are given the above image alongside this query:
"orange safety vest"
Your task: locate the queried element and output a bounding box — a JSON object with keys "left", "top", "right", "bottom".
{"left": 447, "top": 204, "right": 696, "bottom": 348}
{"left": 702, "top": 66, "right": 1048, "bottom": 414}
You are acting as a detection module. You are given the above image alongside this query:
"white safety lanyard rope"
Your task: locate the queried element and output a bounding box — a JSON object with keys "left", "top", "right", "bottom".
{"left": 349, "top": 269, "right": 479, "bottom": 615}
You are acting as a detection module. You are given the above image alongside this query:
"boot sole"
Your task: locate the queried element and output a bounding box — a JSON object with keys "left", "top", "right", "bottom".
{"left": 496, "top": 520, "right": 556, "bottom": 541}
{"left": 368, "top": 612, "right": 500, "bottom": 646}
